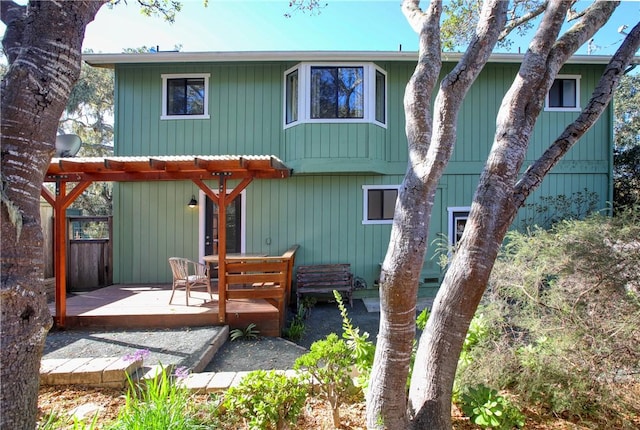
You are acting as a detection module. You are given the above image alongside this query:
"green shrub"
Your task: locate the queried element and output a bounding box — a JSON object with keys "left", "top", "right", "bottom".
{"left": 456, "top": 212, "right": 640, "bottom": 423}
{"left": 222, "top": 370, "right": 307, "bottom": 430}
{"left": 294, "top": 332, "right": 358, "bottom": 428}
{"left": 334, "top": 290, "right": 375, "bottom": 388}
{"left": 460, "top": 384, "right": 524, "bottom": 429}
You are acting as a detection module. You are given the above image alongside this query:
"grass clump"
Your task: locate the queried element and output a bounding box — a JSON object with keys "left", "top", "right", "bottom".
{"left": 106, "top": 366, "right": 201, "bottom": 430}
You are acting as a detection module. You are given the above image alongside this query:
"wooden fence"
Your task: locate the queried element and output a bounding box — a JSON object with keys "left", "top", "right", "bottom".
{"left": 40, "top": 206, "right": 112, "bottom": 294}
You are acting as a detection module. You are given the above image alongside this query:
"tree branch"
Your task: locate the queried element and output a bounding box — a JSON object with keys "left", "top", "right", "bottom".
{"left": 514, "top": 21, "right": 640, "bottom": 206}
{"left": 1, "top": 0, "right": 26, "bottom": 64}
{"left": 499, "top": 1, "right": 548, "bottom": 42}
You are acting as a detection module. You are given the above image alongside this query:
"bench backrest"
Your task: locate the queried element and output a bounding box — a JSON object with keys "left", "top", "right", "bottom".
{"left": 296, "top": 264, "right": 353, "bottom": 288}
{"left": 225, "top": 258, "right": 288, "bottom": 288}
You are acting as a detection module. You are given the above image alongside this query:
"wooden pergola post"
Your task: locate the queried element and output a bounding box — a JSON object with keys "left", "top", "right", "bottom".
{"left": 193, "top": 175, "right": 254, "bottom": 324}
{"left": 41, "top": 180, "right": 91, "bottom": 327}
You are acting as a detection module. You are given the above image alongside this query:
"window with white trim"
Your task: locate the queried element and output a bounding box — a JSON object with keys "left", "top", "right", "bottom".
{"left": 285, "top": 63, "right": 386, "bottom": 128}
{"left": 161, "top": 73, "right": 210, "bottom": 120}
{"left": 545, "top": 75, "right": 580, "bottom": 112}
{"left": 447, "top": 207, "right": 470, "bottom": 246}
{"left": 363, "top": 185, "right": 399, "bottom": 224}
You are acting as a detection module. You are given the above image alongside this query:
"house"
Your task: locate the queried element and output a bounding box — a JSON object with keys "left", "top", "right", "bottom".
{"left": 82, "top": 50, "right": 615, "bottom": 300}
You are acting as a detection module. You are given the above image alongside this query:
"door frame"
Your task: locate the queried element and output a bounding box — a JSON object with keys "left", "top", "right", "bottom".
{"left": 198, "top": 188, "right": 247, "bottom": 261}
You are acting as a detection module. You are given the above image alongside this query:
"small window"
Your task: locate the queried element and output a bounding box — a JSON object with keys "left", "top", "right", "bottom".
{"left": 375, "top": 70, "right": 386, "bottom": 124}
{"left": 161, "top": 73, "right": 210, "bottom": 120}
{"left": 363, "top": 185, "right": 399, "bottom": 224}
{"left": 545, "top": 75, "right": 580, "bottom": 112}
{"left": 285, "top": 70, "right": 298, "bottom": 124}
{"left": 447, "top": 207, "right": 470, "bottom": 247}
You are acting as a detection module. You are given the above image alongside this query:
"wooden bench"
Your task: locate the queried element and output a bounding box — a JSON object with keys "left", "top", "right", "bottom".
{"left": 296, "top": 264, "right": 354, "bottom": 308}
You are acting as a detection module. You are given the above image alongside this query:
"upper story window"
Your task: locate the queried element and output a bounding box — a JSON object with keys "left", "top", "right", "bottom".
{"left": 545, "top": 75, "right": 580, "bottom": 112}
{"left": 311, "top": 66, "right": 364, "bottom": 119}
{"left": 363, "top": 185, "right": 399, "bottom": 224}
{"left": 285, "top": 63, "right": 386, "bottom": 128}
{"left": 161, "top": 73, "right": 210, "bottom": 120}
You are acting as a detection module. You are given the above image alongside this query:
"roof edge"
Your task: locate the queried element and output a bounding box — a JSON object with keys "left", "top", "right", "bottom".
{"left": 83, "top": 50, "right": 632, "bottom": 68}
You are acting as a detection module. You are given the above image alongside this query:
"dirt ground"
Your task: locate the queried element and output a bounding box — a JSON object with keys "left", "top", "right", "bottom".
{"left": 39, "top": 299, "right": 640, "bottom": 428}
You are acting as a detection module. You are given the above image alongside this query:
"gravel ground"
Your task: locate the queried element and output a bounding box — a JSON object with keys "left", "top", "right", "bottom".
{"left": 43, "top": 326, "right": 224, "bottom": 370}
{"left": 42, "top": 298, "right": 392, "bottom": 373}
{"left": 204, "top": 298, "right": 382, "bottom": 372}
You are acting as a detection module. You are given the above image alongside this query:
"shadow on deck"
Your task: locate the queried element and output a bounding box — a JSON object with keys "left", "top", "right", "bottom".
{"left": 49, "top": 284, "right": 282, "bottom": 337}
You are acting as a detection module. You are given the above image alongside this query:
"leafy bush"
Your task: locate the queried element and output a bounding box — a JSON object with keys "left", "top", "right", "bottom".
{"left": 334, "top": 290, "right": 375, "bottom": 388}
{"left": 520, "top": 189, "right": 600, "bottom": 230}
{"left": 221, "top": 370, "right": 307, "bottom": 430}
{"left": 460, "top": 384, "right": 524, "bottom": 429}
{"left": 456, "top": 211, "right": 640, "bottom": 423}
{"left": 294, "top": 332, "right": 359, "bottom": 428}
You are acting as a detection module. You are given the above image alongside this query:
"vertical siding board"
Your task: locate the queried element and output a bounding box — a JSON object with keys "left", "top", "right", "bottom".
{"left": 111, "top": 59, "right": 612, "bottom": 292}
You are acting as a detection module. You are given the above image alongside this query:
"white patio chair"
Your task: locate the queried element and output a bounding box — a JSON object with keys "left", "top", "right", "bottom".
{"left": 168, "top": 257, "right": 214, "bottom": 305}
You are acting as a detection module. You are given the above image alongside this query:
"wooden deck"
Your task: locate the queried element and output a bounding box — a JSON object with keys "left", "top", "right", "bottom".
{"left": 48, "top": 284, "right": 282, "bottom": 337}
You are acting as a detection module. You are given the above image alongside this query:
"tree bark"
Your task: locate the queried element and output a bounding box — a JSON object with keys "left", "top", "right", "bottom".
{"left": 407, "top": 1, "right": 622, "bottom": 428}
{"left": 366, "top": 1, "right": 507, "bottom": 428}
{"left": 1, "top": 1, "right": 105, "bottom": 427}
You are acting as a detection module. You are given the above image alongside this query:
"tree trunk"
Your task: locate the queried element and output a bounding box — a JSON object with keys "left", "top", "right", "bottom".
{"left": 1, "top": 2, "right": 105, "bottom": 427}
{"left": 407, "top": 1, "right": 623, "bottom": 428}
{"left": 366, "top": 1, "right": 506, "bottom": 428}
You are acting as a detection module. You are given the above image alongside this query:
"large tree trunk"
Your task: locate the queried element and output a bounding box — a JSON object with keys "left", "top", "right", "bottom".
{"left": 366, "top": 1, "right": 507, "bottom": 428}
{"left": 408, "top": 1, "right": 626, "bottom": 428}
{"left": 1, "top": 1, "right": 104, "bottom": 427}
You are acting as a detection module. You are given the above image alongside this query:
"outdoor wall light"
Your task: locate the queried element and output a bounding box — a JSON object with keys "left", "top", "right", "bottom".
{"left": 188, "top": 195, "right": 198, "bottom": 208}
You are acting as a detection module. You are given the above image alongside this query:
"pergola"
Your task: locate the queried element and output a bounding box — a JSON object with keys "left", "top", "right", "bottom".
{"left": 42, "top": 155, "right": 292, "bottom": 327}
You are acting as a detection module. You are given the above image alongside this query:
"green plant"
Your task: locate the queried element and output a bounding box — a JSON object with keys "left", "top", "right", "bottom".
{"left": 520, "top": 189, "right": 600, "bottom": 230}
{"left": 222, "top": 370, "right": 307, "bottom": 430}
{"left": 294, "top": 332, "right": 359, "bottom": 428}
{"left": 38, "top": 411, "right": 100, "bottom": 430}
{"left": 283, "top": 304, "right": 307, "bottom": 341}
{"left": 333, "top": 290, "right": 375, "bottom": 389}
{"left": 456, "top": 212, "right": 640, "bottom": 423}
{"left": 230, "top": 323, "right": 260, "bottom": 341}
{"left": 459, "top": 313, "right": 488, "bottom": 367}
{"left": 416, "top": 307, "right": 430, "bottom": 331}
{"left": 460, "top": 384, "right": 525, "bottom": 430}
{"left": 106, "top": 365, "right": 200, "bottom": 430}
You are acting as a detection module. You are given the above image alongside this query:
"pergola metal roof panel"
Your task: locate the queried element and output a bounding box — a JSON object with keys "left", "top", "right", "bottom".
{"left": 45, "top": 155, "right": 292, "bottom": 182}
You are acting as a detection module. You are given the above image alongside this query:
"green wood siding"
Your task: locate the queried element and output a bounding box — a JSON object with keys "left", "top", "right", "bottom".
{"left": 111, "top": 58, "right": 613, "bottom": 296}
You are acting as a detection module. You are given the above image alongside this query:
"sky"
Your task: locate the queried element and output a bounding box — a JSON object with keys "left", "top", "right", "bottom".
{"left": 76, "top": 0, "right": 638, "bottom": 56}
{"left": 0, "top": 1, "right": 636, "bottom": 56}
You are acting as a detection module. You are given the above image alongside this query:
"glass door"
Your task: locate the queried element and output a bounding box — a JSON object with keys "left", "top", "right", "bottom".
{"left": 204, "top": 195, "right": 242, "bottom": 256}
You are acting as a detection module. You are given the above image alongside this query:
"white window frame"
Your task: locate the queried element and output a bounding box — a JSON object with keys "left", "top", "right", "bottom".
{"left": 362, "top": 185, "right": 399, "bottom": 225}
{"left": 161, "top": 73, "right": 210, "bottom": 120}
{"left": 284, "top": 62, "right": 387, "bottom": 129}
{"left": 544, "top": 74, "right": 581, "bottom": 112}
{"left": 447, "top": 206, "right": 471, "bottom": 247}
